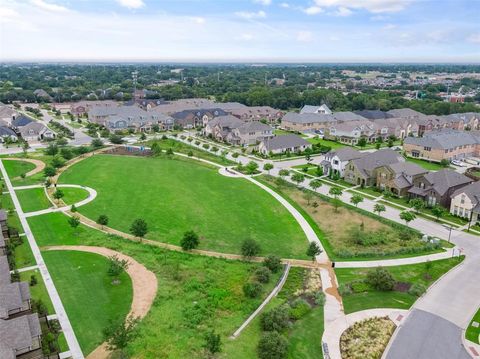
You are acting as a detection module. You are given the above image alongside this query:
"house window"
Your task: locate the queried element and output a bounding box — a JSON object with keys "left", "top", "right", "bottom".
{"left": 333, "top": 160, "right": 339, "bottom": 165}
{"left": 461, "top": 195, "right": 465, "bottom": 204}
{"left": 453, "top": 206, "right": 458, "bottom": 215}
{"left": 424, "top": 146, "right": 431, "bottom": 151}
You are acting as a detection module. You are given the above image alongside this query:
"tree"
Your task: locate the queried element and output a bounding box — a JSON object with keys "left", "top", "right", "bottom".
{"left": 260, "top": 306, "right": 289, "bottom": 332}
{"left": 305, "top": 153, "right": 312, "bottom": 163}
{"left": 255, "top": 266, "right": 271, "bottom": 283}
{"left": 180, "top": 230, "right": 199, "bottom": 251}
{"left": 53, "top": 189, "right": 64, "bottom": 203}
{"left": 263, "top": 255, "right": 282, "bottom": 273}
{"left": 96, "top": 214, "right": 109, "bottom": 228}
{"left": 68, "top": 216, "right": 80, "bottom": 232}
{"left": 263, "top": 163, "right": 274, "bottom": 174}
{"left": 291, "top": 172, "right": 305, "bottom": 187}
{"left": 329, "top": 186, "right": 343, "bottom": 198}
{"left": 303, "top": 190, "right": 314, "bottom": 205}
{"left": 166, "top": 148, "right": 174, "bottom": 155}
{"left": 245, "top": 161, "right": 259, "bottom": 174}
{"left": 44, "top": 166, "right": 56, "bottom": 178}
{"left": 107, "top": 255, "right": 129, "bottom": 280}
{"left": 51, "top": 155, "right": 65, "bottom": 168}
{"left": 243, "top": 281, "right": 263, "bottom": 298}
{"left": 109, "top": 134, "right": 124, "bottom": 144}
{"left": 399, "top": 211, "right": 416, "bottom": 226}
{"left": 203, "top": 331, "right": 222, "bottom": 355}
{"left": 241, "top": 239, "right": 261, "bottom": 258}
{"left": 130, "top": 219, "right": 148, "bottom": 240}
{"left": 373, "top": 203, "right": 386, "bottom": 216}
{"left": 366, "top": 267, "right": 395, "bottom": 291}
{"left": 350, "top": 194, "right": 364, "bottom": 207}
{"left": 45, "top": 143, "right": 58, "bottom": 156}
{"left": 431, "top": 205, "right": 445, "bottom": 221}
{"left": 103, "top": 316, "right": 139, "bottom": 356}
{"left": 306, "top": 242, "right": 322, "bottom": 261}
{"left": 310, "top": 179, "right": 322, "bottom": 192}
{"left": 409, "top": 198, "right": 424, "bottom": 213}
{"left": 357, "top": 137, "right": 367, "bottom": 148}
{"left": 440, "top": 159, "right": 450, "bottom": 167}
{"left": 70, "top": 204, "right": 77, "bottom": 212}
{"left": 91, "top": 138, "right": 103, "bottom": 148}
{"left": 257, "top": 331, "right": 288, "bottom": 359}
{"left": 22, "top": 141, "right": 30, "bottom": 155}
{"left": 278, "top": 169, "right": 289, "bottom": 178}
{"left": 139, "top": 133, "right": 147, "bottom": 141}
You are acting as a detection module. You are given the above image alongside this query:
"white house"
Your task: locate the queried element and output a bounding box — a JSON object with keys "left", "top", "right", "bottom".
{"left": 450, "top": 181, "right": 480, "bottom": 223}
{"left": 321, "top": 147, "right": 364, "bottom": 177}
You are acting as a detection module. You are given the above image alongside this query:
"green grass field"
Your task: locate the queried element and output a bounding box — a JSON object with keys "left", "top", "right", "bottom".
{"left": 2, "top": 160, "right": 36, "bottom": 178}
{"left": 307, "top": 137, "right": 346, "bottom": 149}
{"left": 57, "top": 154, "right": 308, "bottom": 258}
{"left": 466, "top": 308, "right": 480, "bottom": 344}
{"left": 42, "top": 250, "right": 133, "bottom": 356}
{"left": 16, "top": 187, "right": 52, "bottom": 213}
{"left": 19, "top": 269, "right": 54, "bottom": 314}
{"left": 335, "top": 257, "right": 464, "bottom": 314}
{"left": 60, "top": 187, "right": 90, "bottom": 205}
{"left": 405, "top": 157, "right": 449, "bottom": 171}
{"left": 13, "top": 237, "right": 36, "bottom": 268}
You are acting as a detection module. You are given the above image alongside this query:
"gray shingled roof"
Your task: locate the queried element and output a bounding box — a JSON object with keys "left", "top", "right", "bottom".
{"left": 0, "top": 232, "right": 4, "bottom": 249}
{"left": 0, "top": 282, "right": 31, "bottom": 319}
{"left": 333, "top": 111, "right": 367, "bottom": 122}
{"left": 11, "top": 115, "right": 34, "bottom": 128}
{"left": 0, "top": 256, "right": 10, "bottom": 287}
{"left": 351, "top": 149, "right": 403, "bottom": 178}
{"left": 388, "top": 162, "right": 427, "bottom": 177}
{"left": 236, "top": 121, "right": 272, "bottom": 134}
{"left": 208, "top": 115, "right": 244, "bottom": 129}
{"left": 424, "top": 169, "right": 472, "bottom": 196}
{"left": 403, "top": 129, "right": 480, "bottom": 150}
{"left": 0, "top": 210, "right": 6, "bottom": 222}
{"left": 262, "top": 134, "right": 310, "bottom": 151}
{"left": 387, "top": 108, "right": 426, "bottom": 118}
{"left": 327, "top": 147, "right": 364, "bottom": 162}
{"left": 282, "top": 112, "right": 335, "bottom": 124}
{"left": 354, "top": 110, "right": 393, "bottom": 120}
{"left": 0, "top": 314, "right": 41, "bottom": 352}
{"left": 0, "top": 127, "right": 17, "bottom": 137}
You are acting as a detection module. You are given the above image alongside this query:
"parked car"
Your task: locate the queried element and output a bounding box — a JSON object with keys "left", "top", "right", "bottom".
{"left": 451, "top": 159, "right": 465, "bottom": 167}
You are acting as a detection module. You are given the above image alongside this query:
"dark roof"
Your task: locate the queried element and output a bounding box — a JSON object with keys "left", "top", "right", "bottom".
{"left": 171, "top": 108, "right": 227, "bottom": 120}
{"left": 0, "top": 282, "right": 31, "bottom": 319}
{"left": 388, "top": 162, "right": 428, "bottom": 177}
{"left": 354, "top": 110, "right": 393, "bottom": 120}
{"left": 0, "top": 314, "right": 42, "bottom": 352}
{"left": 0, "top": 127, "right": 17, "bottom": 137}
{"left": 351, "top": 149, "right": 403, "bottom": 178}
{"left": 403, "top": 129, "right": 480, "bottom": 150}
{"left": 11, "top": 115, "right": 33, "bottom": 127}
{"left": 0, "top": 210, "right": 6, "bottom": 222}
{"left": 424, "top": 169, "right": 472, "bottom": 196}
{"left": 262, "top": 134, "right": 310, "bottom": 151}
{"left": 0, "top": 256, "right": 10, "bottom": 287}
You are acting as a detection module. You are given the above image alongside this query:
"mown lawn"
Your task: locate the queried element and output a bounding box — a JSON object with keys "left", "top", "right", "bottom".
{"left": 60, "top": 187, "right": 90, "bottom": 205}
{"left": 42, "top": 250, "right": 133, "bottom": 356}
{"left": 307, "top": 137, "right": 345, "bottom": 149}
{"left": 335, "top": 257, "right": 464, "bottom": 314}
{"left": 405, "top": 157, "right": 450, "bottom": 171}
{"left": 58, "top": 155, "right": 308, "bottom": 259}
{"left": 2, "top": 160, "right": 36, "bottom": 178}
{"left": 466, "top": 308, "right": 480, "bottom": 344}
{"left": 13, "top": 237, "right": 36, "bottom": 268}
{"left": 30, "top": 211, "right": 285, "bottom": 358}
{"left": 19, "top": 269, "right": 54, "bottom": 314}
{"left": 16, "top": 187, "right": 52, "bottom": 213}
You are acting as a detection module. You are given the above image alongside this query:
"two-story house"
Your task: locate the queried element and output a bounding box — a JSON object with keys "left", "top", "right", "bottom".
{"left": 321, "top": 147, "right": 364, "bottom": 177}
{"left": 227, "top": 121, "right": 274, "bottom": 146}
{"left": 450, "top": 181, "right": 480, "bottom": 222}
{"left": 376, "top": 162, "right": 428, "bottom": 197}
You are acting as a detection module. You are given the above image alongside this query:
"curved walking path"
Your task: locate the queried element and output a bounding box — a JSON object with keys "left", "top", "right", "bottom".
{"left": 44, "top": 245, "right": 158, "bottom": 359}
{"left": 2, "top": 157, "right": 46, "bottom": 178}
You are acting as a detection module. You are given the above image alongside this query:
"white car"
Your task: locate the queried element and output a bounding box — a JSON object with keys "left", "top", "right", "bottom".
{"left": 451, "top": 159, "right": 465, "bottom": 167}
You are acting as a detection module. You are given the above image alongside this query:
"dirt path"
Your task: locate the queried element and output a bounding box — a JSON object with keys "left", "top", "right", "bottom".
{"left": 44, "top": 245, "right": 158, "bottom": 359}
{"left": 2, "top": 157, "right": 46, "bottom": 178}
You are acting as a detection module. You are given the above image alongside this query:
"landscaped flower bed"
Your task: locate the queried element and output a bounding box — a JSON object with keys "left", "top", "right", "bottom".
{"left": 340, "top": 316, "right": 396, "bottom": 359}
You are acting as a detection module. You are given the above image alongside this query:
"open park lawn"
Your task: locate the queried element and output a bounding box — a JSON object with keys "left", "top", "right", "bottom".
{"left": 16, "top": 187, "right": 52, "bottom": 213}
{"left": 2, "top": 159, "right": 36, "bottom": 178}
{"left": 260, "top": 176, "right": 440, "bottom": 261}
{"left": 57, "top": 154, "right": 308, "bottom": 258}
{"left": 42, "top": 250, "right": 133, "bottom": 356}
{"left": 30, "top": 212, "right": 286, "bottom": 358}
{"left": 335, "top": 257, "right": 464, "bottom": 314}
{"left": 19, "top": 269, "right": 54, "bottom": 314}
{"left": 13, "top": 237, "right": 36, "bottom": 268}
{"left": 307, "top": 137, "right": 346, "bottom": 149}
{"left": 60, "top": 187, "right": 90, "bottom": 205}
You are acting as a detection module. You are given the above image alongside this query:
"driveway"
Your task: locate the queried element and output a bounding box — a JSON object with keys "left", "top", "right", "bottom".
{"left": 40, "top": 109, "right": 92, "bottom": 146}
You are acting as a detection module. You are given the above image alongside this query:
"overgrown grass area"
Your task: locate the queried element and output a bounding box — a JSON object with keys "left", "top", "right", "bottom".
{"left": 16, "top": 187, "right": 52, "bottom": 213}
{"left": 19, "top": 269, "right": 54, "bottom": 314}
{"left": 42, "top": 250, "right": 133, "bottom": 355}
{"left": 58, "top": 154, "right": 308, "bottom": 259}
{"left": 142, "top": 137, "right": 235, "bottom": 165}
{"left": 259, "top": 175, "right": 444, "bottom": 261}
{"left": 31, "top": 211, "right": 287, "bottom": 358}
{"left": 349, "top": 186, "right": 382, "bottom": 198}
{"left": 335, "top": 257, "right": 464, "bottom": 314}
{"left": 466, "top": 308, "right": 480, "bottom": 344}
{"left": 2, "top": 160, "right": 36, "bottom": 178}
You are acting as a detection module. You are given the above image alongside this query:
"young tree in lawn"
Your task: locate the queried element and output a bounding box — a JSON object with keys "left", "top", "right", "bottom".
{"left": 245, "top": 161, "right": 259, "bottom": 174}
{"left": 96, "top": 214, "right": 109, "bottom": 229}
{"left": 241, "top": 239, "right": 261, "bottom": 259}
{"left": 409, "top": 198, "right": 425, "bottom": 213}
{"left": 180, "top": 230, "right": 199, "bottom": 251}
{"left": 310, "top": 179, "right": 322, "bottom": 192}
{"left": 373, "top": 203, "right": 386, "bottom": 216}
{"left": 44, "top": 166, "right": 56, "bottom": 178}
{"left": 303, "top": 190, "right": 314, "bottom": 205}
{"left": 329, "top": 186, "right": 343, "bottom": 199}
{"left": 431, "top": 205, "right": 445, "bottom": 221}
{"left": 305, "top": 153, "right": 312, "bottom": 163}
{"left": 306, "top": 242, "right": 322, "bottom": 261}
{"left": 22, "top": 141, "right": 30, "bottom": 156}
{"left": 91, "top": 138, "right": 103, "bottom": 149}
{"left": 53, "top": 189, "right": 64, "bottom": 203}
{"left": 103, "top": 316, "right": 139, "bottom": 357}
{"left": 107, "top": 255, "right": 129, "bottom": 283}
{"left": 68, "top": 216, "right": 80, "bottom": 234}
{"left": 357, "top": 137, "right": 367, "bottom": 148}
{"left": 278, "top": 169, "right": 289, "bottom": 178}
{"left": 263, "top": 163, "right": 274, "bottom": 174}
{"left": 350, "top": 194, "right": 364, "bottom": 207}
{"left": 291, "top": 172, "right": 305, "bottom": 187}
{"left": 130, "top": 219, "right": 148, "bottom": 241}
{"left": 399, "top": 211, "right": 416, "bottom": 226}
{"left": 331, "top": 197, "right": 342, "bottom": 213}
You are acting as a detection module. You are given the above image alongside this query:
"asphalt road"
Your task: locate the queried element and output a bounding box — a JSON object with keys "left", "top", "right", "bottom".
{"left": 386, "top": 309, "right": 471, "bottom": 359}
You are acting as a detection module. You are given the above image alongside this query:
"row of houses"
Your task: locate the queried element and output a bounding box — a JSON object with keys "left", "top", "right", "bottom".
{"left": 321, "top": 148, "right": 477, "bottom": 218}
{"left": 0, "top": 210, "right": 43, "bottom": 359}
{"left": 282, "top": 107, "right": 480, "bottom": 145}
{"left": 0, "top": 105, "right": 55, "bottom": 143}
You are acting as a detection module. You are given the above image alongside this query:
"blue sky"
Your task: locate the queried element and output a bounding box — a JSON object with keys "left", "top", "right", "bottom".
{"left": 0, "top": 0, "right": 479, "bottom": 62}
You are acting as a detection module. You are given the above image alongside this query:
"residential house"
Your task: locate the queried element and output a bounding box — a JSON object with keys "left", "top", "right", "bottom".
{"left": 10, "top": 115, "right": 33, "bottom": 130}
{"left": 204, "top": 115, "right": 244, "bottom": 141}
{"left": 354, "top": 110, "right": 393, "bottom": 120}
{"left": 441, "top": 112, "right": 480, "bottom": 131}
{"left": 300, "top": 104, "right": 332, "bottom": 115}
{"left": 0, "top": 232, "right": 6, "bottom": 256}
{"left": 408, "top": 169, "right": 473, "bottom": 207}
{"left": 227, "top": 121, "right": 274, "bottom": 146}
{"left": 0, "top": 210, "right": 7, "bottom": 237}
{"left": 376, "top": 162, "right": 428, "bottom": 197}
{"left": 170, "top": 108, "right": 227, "bottom": 128}
{"left": 450, "top": 181, "right": 480, "bottom": 222}
{"left": 19, "top": 122, "right": 56, "bottom": 142}
{"left": 0, "top": 314, "right": 42, "bottom": 358}
{"left": 281, "top": 112, "right": 336, "bottom": 132}
{"left": 344, "top": 149, "right": 404, "bottom": 186}
{"left": 0, "top": 282, "right": 32, "bottom": 319}
{"left": 0, "top": 256, "right": 9, "bottom": 287}
{"left": 227, "top": 106, "right": 283, "bottom": 123}
{"left": 321, "top": 147, "right": 364, "bottom": 177}
{"left": 33, "top": 89, "right": 52, "bottom": 101}
{"left": 403, "top": 129, "right": 480, "bottom": 162}
{"left": 258, "top": 135, "right": 311, "bottom": 155}
{"left": 0, "top": 127, "right": 18, "bottom": 143}
{"left": 71, "top": 100, "right": 118, "bottom": 116}
{"left": 0, "top": 106, "right": 18, "bottom": 125}
{"left": 325, "top": 119, "right": 387, "bottom": 144}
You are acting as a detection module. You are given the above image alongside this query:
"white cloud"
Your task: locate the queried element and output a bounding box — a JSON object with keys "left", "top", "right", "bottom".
{"left": 333, "top": 6, "right": 352, "bottom": 16}
{"left": 237, "top": 33, "right": 254, "bottom": 41}
{"left": 30, "top": 0, "right": 69, "bottom": 13}
{"left": 303, "top": 6, "right": 323, "bottom": 15}
{"left": 253, "top": 0, "right": 272, "bottom": 5}
{"left": 297, "top": 31, "right": 313, "bottom": 42}
{"left": 383, "top": 23, "right": 396, "bottom": 30}
{"left": 314, "top": 0, "right": 411, "bottom": 13}
{"left": 467, "top": 33, "right": 480, "bottom": 44}
{"left": 280, "top": 2, "right": 290, "bottom": 8}
{"left": 188, "top": 16, "right": 206, "bottom": 24}
{"left": 235, "top": 10, "right": 266, "bottom": 19}
{"left": 116, "top": 0, "right": 145, "bottom": 9}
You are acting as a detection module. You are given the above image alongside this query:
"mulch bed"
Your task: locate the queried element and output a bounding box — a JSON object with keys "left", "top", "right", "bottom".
{"left": 394, "top": 282, "right": 412, "bottom": 292}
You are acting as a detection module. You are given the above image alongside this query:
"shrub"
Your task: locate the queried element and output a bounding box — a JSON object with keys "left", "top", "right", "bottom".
{"left": 260, "top": 306, "right": 290, "bottom": 332}
{"left": 241, "top": 239, "right": 261, "bottom": 258}
{"left": 30, "top": 275, "right": 37, "bottom": 286}
{"left": 263, "top": 255, "right": 282, "bottom": 273}
{"left": 399, "top": 230, "right": 414, "bottom": 241}
{"left": 314, "top": 292, "right": 326, "bottom": 305}
{"left": 338, "top": 284, "right": 353, "bottom": 296}
{"left": 257, "top": 331, "right": 288, "bottom": 359}
{"left": 255, "top": 266, "right": 271, "bottom": 284}
{"left": 366, "top": 267, "right": 395, "bottom": 291}
{"left": 180, "top": 230, "right": 199, "bottom": 251}
{"left": 203, "top": 331, "right": 222, "bottom": 354}
{"left": 350, "top": 281, "right": 370, "bottom": 293}
{"left": 408, "top": 282, "right": 426, "bottom": 297}
{"left": 289, "top": 298, "right": 311, "bottom": 320}
{"left": 243, "top": 281, "right": 263, "bottom": 298}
